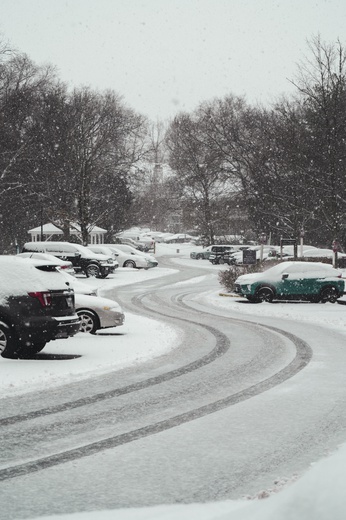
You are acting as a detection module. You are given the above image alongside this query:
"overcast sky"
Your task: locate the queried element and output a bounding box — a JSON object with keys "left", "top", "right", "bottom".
{"left": 1, "top": 0, "right": 346, "bottom": 121}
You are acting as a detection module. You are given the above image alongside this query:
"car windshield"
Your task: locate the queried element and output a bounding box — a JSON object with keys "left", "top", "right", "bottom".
{"left": 118, "top": 245, "right": 139, "bottom": 254}
{"left": 72, "top": 244, "right": 97, "bottom": 256}
{"left": 90, "top": 246, "right": 113, "bottom": 256}
{"left": 262, "top": 263, "right": 294, "bottom": 277}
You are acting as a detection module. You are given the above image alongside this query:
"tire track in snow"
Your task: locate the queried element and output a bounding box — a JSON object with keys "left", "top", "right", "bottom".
{"left": 0, "top": 316, "right": 311, "bottom": 481}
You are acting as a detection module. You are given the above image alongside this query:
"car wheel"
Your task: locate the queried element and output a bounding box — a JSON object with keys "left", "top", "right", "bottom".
{"left": 196, "top": 254, "right": 202, "bottom": 260}
{"left": 246, "top": 295, "right": 260, "bottom": 303}
{"left": 17, "top": 341, "right": 47, "bottom": 358}
{"left": 86, "top": 264, "right": 100, "bottom": 277}
{"left": 257, "top": 287, "right": 274, "bottom": 303}
{"left": 219, "top": 257, "right": 225, "bottom": 264}
{"left": 124, "top": 260, "right": 136, "bottom": 268}
{"left": 77, "top": 309, "right": 99, "bottom": 334}
{"left": 320, "top": 286, "right": 339, "bottom": 303}
{"left": 0, "top": 321, "right": 17, "bottom": 358}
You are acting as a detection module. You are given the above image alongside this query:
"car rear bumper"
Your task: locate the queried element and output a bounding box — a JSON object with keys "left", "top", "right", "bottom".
{"left": 17, "top": 314, "right": 81, "bottom": 344}
{"left": 53, "top": 314, "right": 82, "bottom": 338}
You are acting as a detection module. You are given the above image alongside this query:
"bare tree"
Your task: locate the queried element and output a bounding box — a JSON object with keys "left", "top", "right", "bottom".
{"left": 166, "top": 110, "right": 232, "bottom": 243}
{"left": 37, "top": 87, "right": 148, "bottom": 244}
{"left": 290, "top": 35, "right": 346, "bottom": 243}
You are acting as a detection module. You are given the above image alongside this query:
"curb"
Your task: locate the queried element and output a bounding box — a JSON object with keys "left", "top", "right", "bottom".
{"left": 219, "top": 292, "right": 240, "bottom": 298}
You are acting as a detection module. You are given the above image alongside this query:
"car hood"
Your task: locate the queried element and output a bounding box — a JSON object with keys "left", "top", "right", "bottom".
{"left": 75, "top": 293, "right": 123, "bottom": 312}
{"left": 235, "top": 272, "right": 263, "bottom": 284}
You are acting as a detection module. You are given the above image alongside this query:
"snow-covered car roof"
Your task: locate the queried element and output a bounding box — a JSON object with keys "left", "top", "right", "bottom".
{"left": 0, "top": 256, "right": 70, "bottom": 302}
{"left": 17, "top": 252, "right": 73, "bottom": 265}
{"left": 302, "top": 248, "right": 346, "bottom": 258}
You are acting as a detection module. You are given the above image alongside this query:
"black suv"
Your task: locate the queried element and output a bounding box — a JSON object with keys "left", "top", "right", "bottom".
{"left": 22, "top": 242, "right": 117, "bottom": 278}
{"left": 0, "top": 257, "right": 80, "bottom": 358}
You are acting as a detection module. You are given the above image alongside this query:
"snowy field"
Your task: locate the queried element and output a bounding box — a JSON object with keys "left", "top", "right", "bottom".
{"left": 2, "top": 242, "right": 346, "bottom": 520}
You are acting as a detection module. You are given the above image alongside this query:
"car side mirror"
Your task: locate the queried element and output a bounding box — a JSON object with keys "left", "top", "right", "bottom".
{"left": 282, "top": 273, "right": 289, "bottom": 279}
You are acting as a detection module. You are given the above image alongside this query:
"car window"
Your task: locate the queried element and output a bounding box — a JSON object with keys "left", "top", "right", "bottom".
{"left": 284, "top": 270, "right": 304, "bottom": 279}
{"left": 264, "top": 263, "right": 292, "bottom": 277}
{"left": 45, "top": 244, "right": 76, "bottom": 254}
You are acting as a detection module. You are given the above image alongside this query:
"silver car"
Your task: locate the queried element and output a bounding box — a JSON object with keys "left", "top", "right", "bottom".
{"left": 75, "top": 293, "right": 125, "bottom": 334}
{"left": 58, "top": 271, "right": 125, "bottom": 334}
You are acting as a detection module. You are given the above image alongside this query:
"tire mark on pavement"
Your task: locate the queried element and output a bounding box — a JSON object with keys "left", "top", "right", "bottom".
{"left": 0, "top": 317, "right": 230, "bottom": 427}
{"left": 0, "top": 325, "right": 311, "bottom": 481}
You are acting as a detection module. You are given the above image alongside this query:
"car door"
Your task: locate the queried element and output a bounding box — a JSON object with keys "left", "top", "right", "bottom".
{"left": 276, "top": 266, "right": 305, "bottom": 296}
{"left": 298, "top": 265, "right": 330, "bottom": 295}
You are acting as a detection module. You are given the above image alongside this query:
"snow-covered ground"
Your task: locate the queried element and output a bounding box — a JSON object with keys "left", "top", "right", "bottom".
{"left": 0, "top": 265, "right": 181, "bottom": 397}
{"left": 2, "top": 242, "right": 346, "bottom": 520}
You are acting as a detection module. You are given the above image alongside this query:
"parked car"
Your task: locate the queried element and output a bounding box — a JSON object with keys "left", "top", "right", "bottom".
{"left": 17, "top": 252, "right": 76, "bottom": 275}
{"left": 209, "top": 250, "right": 236, "bottom": 265}
{"left": 229, "top": 245, "right": 278, "bottom": 265}
{"left": 115, "top": 233, "right": 155, "bottom": 251}
{"left": 113, "top": 244, "right": 158, "bottom": 267}
{"left": 91, "top": 244, "right": 157, "bottom": 269}
{"left": 190, "top": 245, "right": 235, "bottom": 260}
{"left": 163, "top": 233, "right": 196, "bottom": 244}
{"left": 58, "top": 271, "right": 125, "bottom": 333}
{"left": 295, "top": 248, "right": 346, "bottom": 259}
{"left": 75, "top": 293, "right": 125, "bottom": 334}
{"left": 116, "top": 236, "right": 153, "bottom": 252}
{"left": 209, "top": 245, "right": 254, "bottom": 265}
{"left": 18, "top": 259, "right": 125, "bottom": 335}
{"left": 234, "top": 261, "right": 345, "bottom": 303}
{"left": 0, "top": 256, "right": 80, "bottom": 358}
{"left": 22, "top": 242, "right": 118, "bottom": 278}
{"left": 116, "top": 237, "right": 142, "bottom": 249}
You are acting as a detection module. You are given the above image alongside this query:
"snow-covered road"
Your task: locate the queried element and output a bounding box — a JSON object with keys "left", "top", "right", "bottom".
{"left": 2, "top": 243, "right": 346, "bottom": 520}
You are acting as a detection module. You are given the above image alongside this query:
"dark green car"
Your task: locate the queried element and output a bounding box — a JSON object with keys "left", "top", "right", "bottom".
{"left": 234, "top": 261, "right": 345, "bottom": 303}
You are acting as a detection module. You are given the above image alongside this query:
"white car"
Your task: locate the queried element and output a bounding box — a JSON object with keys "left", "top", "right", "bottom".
{"left": 114, "top": 244, "right": 158, "bottom": 267}
{"left": 22, "top": 241, "right": 118, "bottom": 278}
{"left": 91, "top": 244, "right": 156, "bottom": 269}
{"left": 299, "top": 248, "right": 346, "bottom": 259}
{"left": 17, "top": 252, "right": 76, "bottom": 275}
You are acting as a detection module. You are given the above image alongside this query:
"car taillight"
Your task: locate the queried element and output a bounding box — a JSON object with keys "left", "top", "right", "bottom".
{"left": 28, "top": 291, "right": 52, "bottom": 307}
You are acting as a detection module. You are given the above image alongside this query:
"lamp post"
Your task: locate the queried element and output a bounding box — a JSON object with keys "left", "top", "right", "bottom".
{"left": 38, "top": 195, "right": 44, "bottom": 241}
{"left": 259, "top": 233, "right": 267, "bottom": 262}
{"left": 332, "top": 239, "right": 341, "bottom": 268}
{"left": 300, "top": 228, "right": 305, "bottom": 258}
{"left": 40, "top": 207, "right": 43, "bottom": 241}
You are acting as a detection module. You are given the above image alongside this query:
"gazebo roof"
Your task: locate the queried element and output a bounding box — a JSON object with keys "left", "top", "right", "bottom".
{"left": 28, "top": 223, "right": 107, "bottom": 234}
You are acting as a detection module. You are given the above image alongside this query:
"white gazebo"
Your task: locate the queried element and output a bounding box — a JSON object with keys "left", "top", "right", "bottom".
{"left": 28, "top": 222, "right": 107, "bottom": 244}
